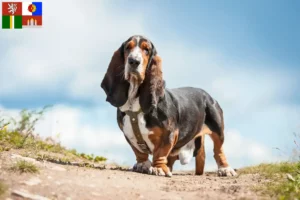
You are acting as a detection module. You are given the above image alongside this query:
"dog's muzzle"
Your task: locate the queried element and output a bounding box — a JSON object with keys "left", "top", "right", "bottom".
{"left": 128, "top": 57, "right": 141, "bottom": 69}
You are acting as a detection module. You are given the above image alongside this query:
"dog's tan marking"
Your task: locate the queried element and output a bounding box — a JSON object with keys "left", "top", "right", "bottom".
{"left": 209, "top": 133, "right": 229, "bottom": 167}
{"left": 195, "top": 135, "right": 206, "bottom": 175}
{"left": 148, "top": 127, "right": 179, "bottom": 176}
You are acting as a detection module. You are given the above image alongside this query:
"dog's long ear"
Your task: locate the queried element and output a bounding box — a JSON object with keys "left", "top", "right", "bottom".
{"left": 101, "top": 43, "right": 129, "bottom": 107}
{"left": 139, "top": 45, "right": 165, "bottom": 113}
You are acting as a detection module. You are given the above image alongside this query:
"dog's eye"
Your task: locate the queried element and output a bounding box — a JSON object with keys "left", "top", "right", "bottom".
{"left": 144, "top": 49, "right": 149, "bottom": 55}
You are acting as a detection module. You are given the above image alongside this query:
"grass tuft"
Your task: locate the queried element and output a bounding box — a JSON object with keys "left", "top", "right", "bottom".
{"left": 9, "top": 160, "right": 39, "bottom": 174}
{"left": 240, "top": 162, "right": 299, "bottom": 178}
{"left": 269, "top": 173, "right": 300, "bottom": 200}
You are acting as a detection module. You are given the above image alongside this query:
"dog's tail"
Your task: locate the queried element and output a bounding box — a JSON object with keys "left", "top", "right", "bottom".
{"left": 204, "top": 97, "right": 225, "bottom": 143}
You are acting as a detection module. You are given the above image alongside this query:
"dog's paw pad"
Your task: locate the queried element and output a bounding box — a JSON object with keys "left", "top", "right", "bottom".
{"left": 217, "top": 166, "right": 237, "bottom": 177}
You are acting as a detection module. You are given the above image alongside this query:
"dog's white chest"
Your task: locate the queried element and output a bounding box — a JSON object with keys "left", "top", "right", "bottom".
{"left": 120, "top": 98, "right": 155, "bottom": 153}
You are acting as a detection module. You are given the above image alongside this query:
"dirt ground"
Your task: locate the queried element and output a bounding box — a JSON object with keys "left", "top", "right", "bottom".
{"left": 0, "top": 151, "right": 269, "bottom": 200}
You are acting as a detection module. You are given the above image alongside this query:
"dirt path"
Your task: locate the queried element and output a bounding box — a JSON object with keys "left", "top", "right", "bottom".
{"left": 0, "top": 151, "right": 267, "bottom": 200}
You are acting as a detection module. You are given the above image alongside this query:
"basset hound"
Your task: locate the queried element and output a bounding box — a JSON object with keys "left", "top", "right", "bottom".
{"left": 101, "top": 35, "right": 237, "bottom": 177}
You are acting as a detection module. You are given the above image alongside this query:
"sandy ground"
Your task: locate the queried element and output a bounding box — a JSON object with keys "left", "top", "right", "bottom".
{"left": 0, "top": 151, "right": 269, "bottom": 200}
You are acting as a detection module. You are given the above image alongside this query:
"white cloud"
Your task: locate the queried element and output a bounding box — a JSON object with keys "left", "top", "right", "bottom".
{"left": 224, "top": 130, "right": 281, "bottom": 166}
{"left": 34, "top": 105, "right": 130, "bottom": 158}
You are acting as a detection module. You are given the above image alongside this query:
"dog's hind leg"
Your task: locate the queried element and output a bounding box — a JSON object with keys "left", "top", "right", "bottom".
{"left": 205, "top": 101, "right": 237, "bottom": 176}
{"left": 167, "top": 155, "right": 178, "bottom": 172}
{"left": 195, "top": 135, "right": 206, "bottom": 175}
{"left": 209, "top": 132, "right": 236, "bottom": 176}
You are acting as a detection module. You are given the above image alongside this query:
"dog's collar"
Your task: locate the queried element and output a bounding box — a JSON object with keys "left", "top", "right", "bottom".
{"left": 124, "top": 108, "right": 142, "bottom": 116}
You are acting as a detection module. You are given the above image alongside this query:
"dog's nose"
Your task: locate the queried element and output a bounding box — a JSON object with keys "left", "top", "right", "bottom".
{"left": 128, "top": 57, "right": 141, "bottom": 68}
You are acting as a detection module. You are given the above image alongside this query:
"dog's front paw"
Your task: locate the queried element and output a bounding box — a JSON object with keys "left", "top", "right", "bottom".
{"left": 149, "top": 165, "right": 172, "bottom": 177}
{"left": 217, "top": 166, "right": 237, "bottom": 177}
{"left": 132, "top": 160, "right": 152, "bottom": 174}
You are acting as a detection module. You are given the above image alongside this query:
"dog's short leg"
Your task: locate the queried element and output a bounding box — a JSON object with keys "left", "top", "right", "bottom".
{"left": 131, "top": 145, "right": 152, "bottom": 174}
{"left": 119, "top": 111, "right": 151, "bottom": 173}
{"left": 149, "top": 128, "right": 179, "bottom": 177}
{"left": 167, "top": 155, "right": 178, "bottom": 172}
{"left": 209, "top": 132, "right": 237, "bottom": 176}
{"left": 151, "top": 145, "right": 173, "bottom": 177}
{"left": 195, "top": 135, "right": 205, "bottom": 175}
{"left": 205, "top": 101, "right": 237, "bottom": 177}
{"left": 124, "top": 137, "right": 152, "bottom": 174}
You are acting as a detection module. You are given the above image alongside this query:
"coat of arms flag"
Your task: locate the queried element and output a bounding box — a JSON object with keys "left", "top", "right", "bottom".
{"left": 2, "top": 2, "right": 42, "bottom": 29}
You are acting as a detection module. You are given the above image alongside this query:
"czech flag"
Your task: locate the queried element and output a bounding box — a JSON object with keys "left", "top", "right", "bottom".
{"left": 22, "top": 2, "right": 42, "bottom": 16}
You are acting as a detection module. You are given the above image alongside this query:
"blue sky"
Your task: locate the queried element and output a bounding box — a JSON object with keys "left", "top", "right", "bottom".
{"left": 108, "top": 0, "right": 300, "bottom": 67}
{"left": 0, "top": 0, "right": 299, "bottom": 171}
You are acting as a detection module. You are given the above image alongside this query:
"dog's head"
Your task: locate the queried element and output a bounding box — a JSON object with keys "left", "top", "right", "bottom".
{"left": 123, "top": 35, "right": 157, "bottom": 84}
{"left": 101, "top": 35, "right": 164, "bottom": 110}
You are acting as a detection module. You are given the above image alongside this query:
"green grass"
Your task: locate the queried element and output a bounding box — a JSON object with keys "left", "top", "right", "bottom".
{"left": 9, "top": 160, "right": 39, "bottom": 174}
{"left": 269, "top": 175, "right": 300, "bottom": 200}
{"left": 239, "top": 131, "right": 300, "bottom": 200}
{"left": 240, "top": 162, "right": 299, "bottom": 178}
{"left": 240, "top": 160, "right": 300, "bottom": 199}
